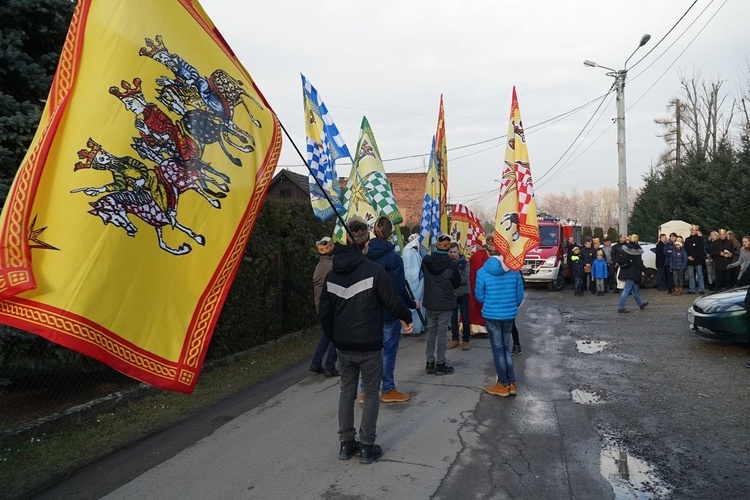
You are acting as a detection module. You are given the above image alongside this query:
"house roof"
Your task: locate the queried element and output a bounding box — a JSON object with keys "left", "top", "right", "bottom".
{"left": 271, "top": 168, "right": 308, "bottom": 192}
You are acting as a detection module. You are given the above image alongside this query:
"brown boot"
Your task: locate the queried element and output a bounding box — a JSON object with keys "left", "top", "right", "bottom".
{"left": 678, "top": 287, "right": 684, "bottom": 295}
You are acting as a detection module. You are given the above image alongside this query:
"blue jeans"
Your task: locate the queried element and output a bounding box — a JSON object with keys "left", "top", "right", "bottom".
{"left": 310, "top": 334, "right": 337, "bottom": 373}
{"left": 338, "top": 349, "right": 382, "bottom": 445}
{"left": 451, "top": 294, "right": 470, "bottom": 342}
{"left": 486, "top": 319, "right": 516, "bottom": 386}
{"left": 381, "top": 320, "right": 402, "bottom": 393}
{"left": 618, "top": 280, "right": 644, "bottom": 309}
{"left": 687, "top": 265, "right": 705, "bottom": 293}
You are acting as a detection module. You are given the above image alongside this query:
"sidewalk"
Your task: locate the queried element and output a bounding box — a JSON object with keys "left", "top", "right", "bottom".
{"left": 64, "top": 294, "right": 614, "bottom": 499}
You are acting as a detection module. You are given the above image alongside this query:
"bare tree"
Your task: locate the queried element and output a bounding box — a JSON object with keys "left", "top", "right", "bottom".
{"left": 677, "top": 71, "right": 735, "bottom": 161}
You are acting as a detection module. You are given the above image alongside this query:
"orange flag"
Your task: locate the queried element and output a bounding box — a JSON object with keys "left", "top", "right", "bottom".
{"left": 492, "top": 87, "right": 539, "bottom": 270}
{"left": 0, "top": 0, "right": 281, "bottom": 393}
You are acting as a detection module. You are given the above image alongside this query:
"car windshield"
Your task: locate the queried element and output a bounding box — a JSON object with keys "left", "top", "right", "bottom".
{"left": 539, "top": 226, "right": 558, "bottom": 246}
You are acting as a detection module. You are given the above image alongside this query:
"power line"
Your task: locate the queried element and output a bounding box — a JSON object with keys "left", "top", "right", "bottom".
{"left": 627, "top": 0, "right": 727, "bottom": 112}
{"left": 628, "top": 0, "right": 699, "bottom": 72}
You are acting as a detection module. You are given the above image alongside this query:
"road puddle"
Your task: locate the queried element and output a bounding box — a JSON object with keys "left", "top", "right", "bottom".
{"left": 576, "top": 339, "right": 608, "bottom": 354}
{"left": 571, "top": 389, "right": 600, "bottom": 404}
{"left": 600, "top": 438, "right": 671, "bottom": 499}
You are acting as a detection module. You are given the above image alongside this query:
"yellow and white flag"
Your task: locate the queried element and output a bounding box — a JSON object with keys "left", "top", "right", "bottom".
{"left": 0, "top": 0, "right": 281, "bottom": 393}
{"left": 492, "top": 87, "right": 539, "bottom": 270}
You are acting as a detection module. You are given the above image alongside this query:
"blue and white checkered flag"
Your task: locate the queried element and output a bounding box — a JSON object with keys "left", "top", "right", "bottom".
{"left": 419, "top": 137, "right": 441, "bottom": 257}
{"left": 302, "top": 74, "right": 351, "bottom": 221}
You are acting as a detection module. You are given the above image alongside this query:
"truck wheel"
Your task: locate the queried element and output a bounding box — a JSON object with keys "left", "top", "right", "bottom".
{"left": 641, "top": 268, "right": 657, "bottom": 289}
{"left": 547, "top": 274, "right": 565, "bottom": 291}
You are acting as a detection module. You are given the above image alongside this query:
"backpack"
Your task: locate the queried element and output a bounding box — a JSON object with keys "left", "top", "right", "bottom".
{"left": 616, "top": 251, "right": 632, "bottom": 268}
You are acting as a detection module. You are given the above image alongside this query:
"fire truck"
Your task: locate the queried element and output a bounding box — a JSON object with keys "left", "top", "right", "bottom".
{"left": 521, "top": 216, "right": 581, "bottom": 291}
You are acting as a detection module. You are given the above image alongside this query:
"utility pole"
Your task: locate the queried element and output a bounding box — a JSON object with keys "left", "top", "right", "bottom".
{"left": 675, "top": 98, "right": 681, "bottom": 168}
{"left": 614, "top": 70, "right": 628, "bottom": 236}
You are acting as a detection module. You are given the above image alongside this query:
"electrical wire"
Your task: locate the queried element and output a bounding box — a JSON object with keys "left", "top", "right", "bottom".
{"left": 627, "top": 0, "right": 727, "bottom": 112}
{"left": 627, "top": 0, "right": 699, "bottom": 71}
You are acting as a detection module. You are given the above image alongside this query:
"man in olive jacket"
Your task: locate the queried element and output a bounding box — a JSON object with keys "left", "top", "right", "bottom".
{"left": 319, "top": 216, "right": 413, "bottom": 465}
{"left": 421, "top": 234, "right": 461, "bottom": 375}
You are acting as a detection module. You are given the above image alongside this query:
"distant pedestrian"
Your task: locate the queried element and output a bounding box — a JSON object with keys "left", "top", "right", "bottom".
{"left": 475, "top": 251, "right": 525, "bottom": 398}
{"left": 318, "top": 216, "right": 413, "bottom": 465}
{"left": 567, "top": 245, "right": 583, "bottom": 296}
{"left": 310, "top": 236, "right": 338, "bottom": 377}
{"left": 422, "top": 234, "right": 460, "bottom": 376}
{"left": 727, "top": 235, "right": 750, "bottom": 286}
{"left": 710, "top": 229, "right": 737, "bottom": 292}
{"left": 616, "top": 234, "right": 649, "bottom": 313}
{"left": 655, "top": 234, "right": 668, "bottom": 292}
{"left": 592, "top": 249, "right": 608, "bottom": 296}
{"left": 670, "top": 239, "right": 688, "bottom": 295}
{"left": 402, "top": 234, "right": 425, "bottom": 335}
{"left": 448, "top": 242, "right": 471, "bottom": 351}
{"left": 684, "top": 226, "right": 706, "bottom": 295}
{"left": 468, "top": 235, "right": 490, "bottom": 336}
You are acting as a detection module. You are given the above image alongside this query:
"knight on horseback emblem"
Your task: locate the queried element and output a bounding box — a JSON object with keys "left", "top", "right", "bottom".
{"left": 71, "top": 35, "right": 260, "bottom": 255}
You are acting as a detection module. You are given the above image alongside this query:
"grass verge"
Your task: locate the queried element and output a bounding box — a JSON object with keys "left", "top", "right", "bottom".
{"left": 0, "top": 328, "right": 321, "bottom": 500}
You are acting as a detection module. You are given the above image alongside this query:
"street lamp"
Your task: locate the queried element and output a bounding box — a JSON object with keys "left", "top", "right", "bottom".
{"left": 584, "top": 34, "right": 651, "bottom": 237}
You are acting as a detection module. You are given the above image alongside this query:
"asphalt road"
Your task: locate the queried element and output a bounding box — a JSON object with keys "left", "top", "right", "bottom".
{"left": 37, "top": 286, "right": 750, "bottom": 499}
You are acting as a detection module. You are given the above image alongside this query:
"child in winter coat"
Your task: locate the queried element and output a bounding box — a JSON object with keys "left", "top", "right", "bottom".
{"left": 591, "top": 249, "right": 609, "bottom": 296}
{"left": 567, "top": 246, "right": 584, "bottom": 296}
{"left": 670, "top": 239, "right": 688, "bottom": 295}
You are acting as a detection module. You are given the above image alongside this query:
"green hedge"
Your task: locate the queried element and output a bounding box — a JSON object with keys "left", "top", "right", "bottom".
{"left": 0, "top": 197, "right": 332, "bottom": 376}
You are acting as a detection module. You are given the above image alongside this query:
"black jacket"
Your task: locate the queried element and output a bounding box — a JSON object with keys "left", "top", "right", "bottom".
{"left": 617, "top": 243, "right": 647, "bottom": 283}
{"left": 684, "top": 234, "right": 706, "bottom": 266}
{"left": 319, "top": 244, "right": 412, "bottom": 352}
{"left": 655, "top": 240, "right": 666, "bottom": 268}
{"left": 422, "top": 250, "right": 460, "bottom": 311}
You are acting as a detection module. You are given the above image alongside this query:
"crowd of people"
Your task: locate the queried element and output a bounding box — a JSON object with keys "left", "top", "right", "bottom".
{"left": 310, "top": 218, "right": 750, "bottom": 464}
{"left": 313, "top": 217, "right": 524, "bottom": 464}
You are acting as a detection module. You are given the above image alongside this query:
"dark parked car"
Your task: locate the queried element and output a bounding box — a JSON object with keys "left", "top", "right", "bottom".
{"left": 687, "top": 286, "right": 750, "bottom": 341}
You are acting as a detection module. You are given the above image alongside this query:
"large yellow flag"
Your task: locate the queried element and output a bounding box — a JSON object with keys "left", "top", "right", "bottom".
{"left": 492, "top": 87, "right": 539, "bottom": 270}
{"left": 0, "top": 0, "right": 281, "bottom": 393}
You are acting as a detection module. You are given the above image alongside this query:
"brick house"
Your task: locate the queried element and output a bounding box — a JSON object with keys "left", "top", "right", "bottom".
{"left": 269, "top": 168, "right": 427, "bottom": 230}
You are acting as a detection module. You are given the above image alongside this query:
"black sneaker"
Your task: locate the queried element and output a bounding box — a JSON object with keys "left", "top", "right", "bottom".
{"left": 425, "top": 361, "right": 435, "bottom": 374}
{"left": 699, "top": 291, "right": 705, "bottom": 296}
{"left": 309, "top": 366, "right": 325, "bottom": 374}
{"left": 359, "top": 444, "right": 383, "bottom": 464}
{"left": 339, "top": 439, "right": 361, "bottom": 460}
{"left": 324, "top": 369, "right": 340, "bottom": 378}
{"left": 511, "top": 345, "right": 522, "bottom": 356}
{"left": 618, "top": 308, "right": 630, "bottom": 313}
{"left": 434, "top": 362, "right": 454, "bottom": 375}
{"left": 746, "top": 362, "right": 750, "bottom": 369}
{"left": 639, "top": 301, "right": 649, "bottom": 310}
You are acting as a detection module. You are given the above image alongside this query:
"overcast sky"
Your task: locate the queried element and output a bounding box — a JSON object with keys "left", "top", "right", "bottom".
{"left": 201, "top": 0, "right": 745, "bottom": 210}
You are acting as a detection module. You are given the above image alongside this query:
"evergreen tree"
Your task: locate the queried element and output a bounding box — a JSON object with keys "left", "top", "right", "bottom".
{"left": 0, "top": 0, "right": 75, "bottom": 202}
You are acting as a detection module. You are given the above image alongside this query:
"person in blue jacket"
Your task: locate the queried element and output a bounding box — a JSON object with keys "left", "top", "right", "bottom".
{"left": 366, "top": 216, "right": 418, "bottom": 403}
{"left": 474, "top": 249, "right": 525, "bottom": 398}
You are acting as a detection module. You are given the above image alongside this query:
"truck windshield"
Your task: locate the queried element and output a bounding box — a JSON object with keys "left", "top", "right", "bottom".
{"left": 539, "top": 226, "right": 558, "bottom": 246}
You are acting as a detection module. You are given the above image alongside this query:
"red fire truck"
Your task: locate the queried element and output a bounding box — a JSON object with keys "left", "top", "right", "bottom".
{"left": 521, "top": 216, "right": 581, "bottom": 291}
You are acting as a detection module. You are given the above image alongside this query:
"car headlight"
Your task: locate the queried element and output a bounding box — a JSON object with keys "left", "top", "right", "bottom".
{"left": 541, "top": 256, "right": 557, "bottom": 267}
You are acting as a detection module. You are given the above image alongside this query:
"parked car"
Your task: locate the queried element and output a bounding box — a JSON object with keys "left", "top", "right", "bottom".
{"left": 639, "top": 242, "right": 657, "bottom": 288}
{"left": 687, "top": 285, "right": 750, "bottom": 342}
